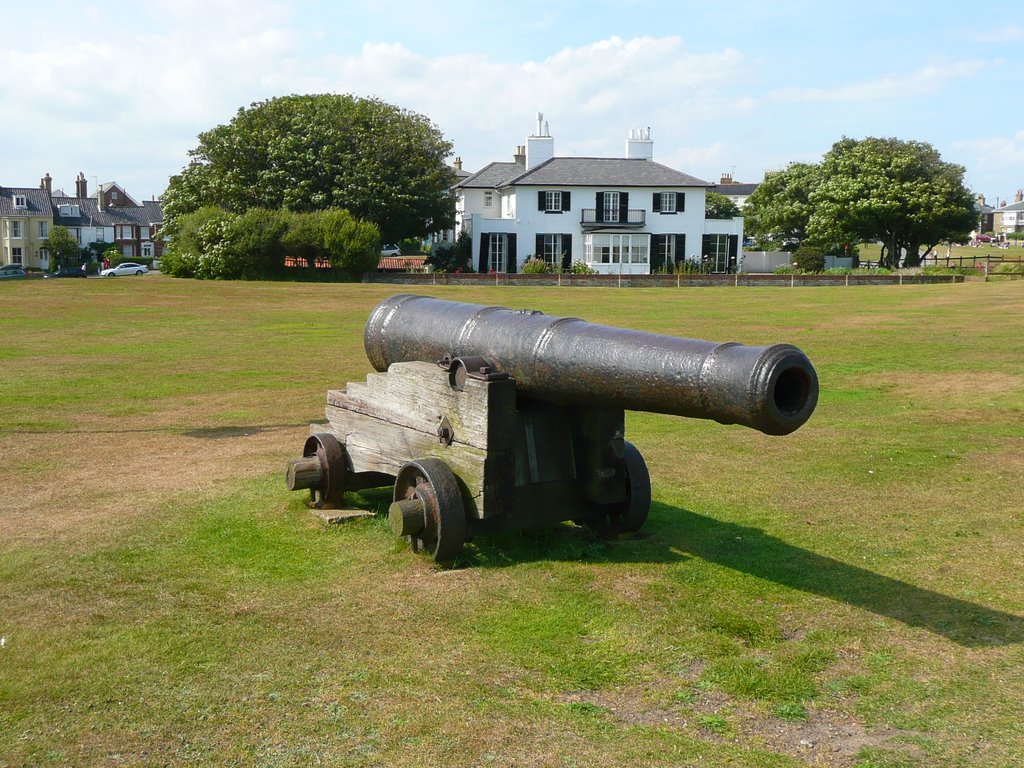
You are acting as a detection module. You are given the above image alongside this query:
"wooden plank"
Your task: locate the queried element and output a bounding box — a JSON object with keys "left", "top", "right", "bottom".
{"left": 323, "top": 404, "right": 492, "bottom": 518}
{"left": 327, "top": 362, "right": 516, "bottom": 452}
{"left": 312, "top": 509, "right": 375, "bottom": 524}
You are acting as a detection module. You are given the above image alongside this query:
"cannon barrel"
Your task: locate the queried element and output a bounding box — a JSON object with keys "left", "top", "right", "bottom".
{"left": 364, "top": 294, "right": 818, "bottom": 436}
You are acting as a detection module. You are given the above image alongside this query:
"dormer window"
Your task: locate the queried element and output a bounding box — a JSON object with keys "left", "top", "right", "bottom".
{"left": 13, "top": 194, "right": 26, "bottom": 208}
{"left": 58, "top": 204, "right": 80, "bottom": 217}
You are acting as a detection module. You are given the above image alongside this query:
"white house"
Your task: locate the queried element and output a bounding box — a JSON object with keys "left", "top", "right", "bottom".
{"left": 456, "top": 115, "right": 743, "bottom": 274}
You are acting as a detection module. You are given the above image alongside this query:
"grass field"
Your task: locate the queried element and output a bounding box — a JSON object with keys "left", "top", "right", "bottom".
{"left": 1, "top": 276, "right": 1022, "bottom": 767}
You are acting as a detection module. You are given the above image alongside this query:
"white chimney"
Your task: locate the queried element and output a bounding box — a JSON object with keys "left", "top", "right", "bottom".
{"left": 526, "top": 112, "right": 555, "bottom": 169}
{"left": 626, "top": 127, "right": 654, "bottom": 160}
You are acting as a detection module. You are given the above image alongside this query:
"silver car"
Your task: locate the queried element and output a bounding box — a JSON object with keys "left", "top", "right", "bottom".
{"left": 101, "top": 262, "right": 149, "bottom": 277}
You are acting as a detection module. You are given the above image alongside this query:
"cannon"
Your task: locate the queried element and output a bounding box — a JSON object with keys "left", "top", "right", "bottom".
{"left": 286, "top": 294, "right": 818, "bottom": 564}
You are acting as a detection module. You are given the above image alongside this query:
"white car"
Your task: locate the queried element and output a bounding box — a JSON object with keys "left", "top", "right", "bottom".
{"left": 380, "top": 244, "right": 401, "bottom": 257}
{"left": 101, "top": 262, "right": 149, "bottom": 277}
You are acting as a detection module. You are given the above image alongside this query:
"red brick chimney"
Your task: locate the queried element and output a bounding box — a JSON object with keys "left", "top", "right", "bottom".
{"left": 40, "top": 173, "right": 52, "bottom": 196}
{"left": 75, "top": 172, "right": 88, "bottom": 198}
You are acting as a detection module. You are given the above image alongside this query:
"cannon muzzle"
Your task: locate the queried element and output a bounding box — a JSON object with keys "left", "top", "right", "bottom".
{"left": 364, "top": 294, "right": 818, "bottom": 435}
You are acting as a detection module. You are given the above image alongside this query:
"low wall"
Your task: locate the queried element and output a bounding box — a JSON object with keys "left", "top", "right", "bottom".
{"left": 364, "top": 273, "right": 965, "bottom": 288}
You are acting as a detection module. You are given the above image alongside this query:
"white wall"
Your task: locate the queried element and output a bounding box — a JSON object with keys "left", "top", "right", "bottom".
{"left": 740, "top": 251, "right": 790, "bottom": 272}
{"left": 512, "top": 186, "right": 708, "bottom": 273}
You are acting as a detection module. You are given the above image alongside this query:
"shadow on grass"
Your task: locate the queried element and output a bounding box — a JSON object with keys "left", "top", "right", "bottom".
{"left": 459, "top": 501, "right": 1024, "bottom": 648}
{"left": 661, "top": 505, "right": 1024, "bottom": 648}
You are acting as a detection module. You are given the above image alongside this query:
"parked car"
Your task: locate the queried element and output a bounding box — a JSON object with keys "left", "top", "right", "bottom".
{"left": 380, "top": 243, "right": 401, "bottom": 257}
{"left": 43, "top": 268, "right": 87, "bottom": 279}
{"left": 101, "top": 262, "right": 149, "bottom": 277}
{"left": 0, "top": 265, "right": 27, "bottom": 279}
{"left": 975, "top": 234, "right": 993, "bottom": 243}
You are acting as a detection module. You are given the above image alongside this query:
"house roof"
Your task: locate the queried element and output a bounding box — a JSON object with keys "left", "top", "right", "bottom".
{"left": 51, "top": 196, "right": 164, "bottom": 227}
{"left": 996, "top": 200, "right": 1024, "bottom": 212}
{"left": 709, "top": 182, "right": 759, "bottom": 196}
{"left": 118, "top": 200, "right": 164, "bottom": 225}
{"left": 0, "top": 187, "right": 54, "bottom": 217}
{"left": 457, "top": 162, "right": 523, "bottom": 189}
{"left": 502, "top": 157, "right": 710, "bottom": 188}
{"left": 52, "top": 197, "right": 118, "bottom": 227}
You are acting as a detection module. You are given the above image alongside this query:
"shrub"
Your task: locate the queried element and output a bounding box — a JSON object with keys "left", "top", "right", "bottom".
{"left": 791, "top": 246, "right": 825, "bottom": 273}
{"left": 568, "top": 261, "right": 596, "bottom": 275}
{"left": 223, "top": 208, "right": 291, "bottom": 279}
{"left": 773, "top": 265, "right": 799, "bottom": 275}
{"left": 993, "top": 262, "right": 1024, "bottom": 274}
{"left": 320, "top": 209, "right": 381, "bottom": 276}
{"left": 398, "top": 237, "right": 422, "bottom": 255}
{"left": 160, "top": 206, "right": 235, "bottom": 278}
{"left": 823, "top": 267, "right": 853, "bottom": 275}
{"left": 521, "top": 257, "right": 555, "bottom": 274}
{"left": 426, "top": 231, "right": 472, "bottom": 273}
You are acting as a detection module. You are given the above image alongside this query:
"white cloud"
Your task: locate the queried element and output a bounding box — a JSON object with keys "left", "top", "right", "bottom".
{"left": 308, "top": 36, "right": 751, "bottom": 178}
{"left": 953, "top": 131, "right": 1024, "bottom": 195}
{"left": 769, "top": 59, "right": 986, "bottom": 104}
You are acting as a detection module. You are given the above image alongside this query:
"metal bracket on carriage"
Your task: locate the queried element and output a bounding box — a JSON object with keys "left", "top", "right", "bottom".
{"left": 436, "top": 415, "right": 455, "bottom": 446}
{"left": 437, "top": 353, "right": 510, "bottom": 390}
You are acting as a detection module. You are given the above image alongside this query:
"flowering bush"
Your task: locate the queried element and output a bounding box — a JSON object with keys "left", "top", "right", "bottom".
{"left": 521, "top": 257, "right": 555, "bottom": 274}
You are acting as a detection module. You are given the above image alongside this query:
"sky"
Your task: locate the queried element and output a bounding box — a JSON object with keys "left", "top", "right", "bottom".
{"left": 3, "top": 0, "right": 1022, "bottom": 205}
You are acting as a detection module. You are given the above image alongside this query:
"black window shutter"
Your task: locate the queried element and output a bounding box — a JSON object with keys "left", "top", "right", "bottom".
{"left": 702, "top": 234, "right": 712, "bottom": 262}
{"left": 562, "top": 191, "right": 570, "bottom": 211}
{"left": 538, "top": 191, "right": 545, "bottom": 211}
{"left": 562, "top": 233, "right": 572, "bottom": 270}
{"left": 479, "top": 233, "right": 488, "bottom": 272}
{"left": 535, "top": 233, "right": 544, "bottom": 258}
{"left": 652, "top": 192, "right": 661, "bottom": 212}
{"left": 651, "top": 234, "right": 664, "bottom": 272}
{"left": 675, "top": 234, "right": 686, "bottom": 264}
{"left": 596, "top": 192, "right": 603, "bottom": 222}
{"left": 507, "top": 234, "right": 517, "bottom": 272}
{"left": 728, "top": 235, "right": 738, "bottom": 270}
{"left": 677, "top": 192, "right": 685, "bottom": 212}
{"left": 620, "top": 192, "right": 629, "bottom": 222}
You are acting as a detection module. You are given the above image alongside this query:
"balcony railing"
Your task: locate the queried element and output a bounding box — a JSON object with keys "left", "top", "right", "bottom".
{"left": 580, "top": 209, "right": 646, "bottom": 228}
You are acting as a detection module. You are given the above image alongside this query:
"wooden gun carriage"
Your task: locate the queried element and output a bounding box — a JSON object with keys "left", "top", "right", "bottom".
{"left": 286, "top": 294, "right": 818, "bottom": 564}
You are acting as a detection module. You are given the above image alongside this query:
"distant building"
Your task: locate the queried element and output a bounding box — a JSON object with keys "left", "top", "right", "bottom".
{"left": 708, "top": 173, "right": 759, "bottom": 209}
{"left": 425, "top": 158, "right": 472, "bottom": 252}
{"left": 455, "top": 115, "right": 743, "bottom": 274}
{"left": 992, "top": 190, "right": 1024, "bottom": 236}
{"left": 0, "top": 172, "right": 164, "bottom": 269}
{"left": 0, "top": 181, "right": 55, "bottom": 270}
{"left": 975, "top": 194, "right": 995, "bottom": 235}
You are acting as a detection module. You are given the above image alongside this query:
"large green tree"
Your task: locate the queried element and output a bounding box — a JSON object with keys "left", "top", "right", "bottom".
{"left": 163, "top": 94, "right": 456, "bottom": 243}
{"left": 808, "top": 137, "right": 975, "bottom": 267}
{"left": 743, "top": 162, "right": 820, "bottom": 251}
